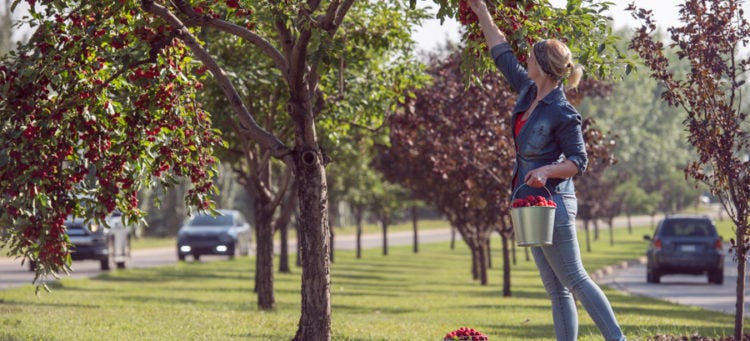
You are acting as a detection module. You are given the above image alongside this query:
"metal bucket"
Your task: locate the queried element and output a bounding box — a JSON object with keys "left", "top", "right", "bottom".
{"left": 510, "top": 185, "right": 556, "bottom": 247}
{"left": 510, "top": 205, "right": 555, "bottom": 246}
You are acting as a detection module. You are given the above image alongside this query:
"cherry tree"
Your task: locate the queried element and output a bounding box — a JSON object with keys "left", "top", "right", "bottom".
{"left": 0, "top": 1, "right": 426, "bottom": 339}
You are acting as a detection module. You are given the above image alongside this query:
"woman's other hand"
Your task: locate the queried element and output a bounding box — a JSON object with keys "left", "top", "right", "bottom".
{"left": 523, "top": 161, "right": 580, "bottom": 188}
{"left": 524, "top": 167, "right": 550, "bottom": 188}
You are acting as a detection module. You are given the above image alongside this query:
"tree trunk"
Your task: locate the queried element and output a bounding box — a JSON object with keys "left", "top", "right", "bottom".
{"left": 276, "top": 182, "right": 297, "bottom": 274}
{"left": 295, "top": 212, "right": 301, "bottom": 268}
{"left": 278, "top": 218, "right": 290, "bottom": 273}
{"left": 254, "top": 200, "right": 275, "bottom": 310}
{"left": 477, "top": 240, "right": 488, "bottom": 285}
{"left": 734, "top": 238, "right": 747, "bottom": 339}
{"left": 293, "top": 148, "right": 331, "bottom": 341}
{"left": 354, "top": 205, "right": 364, "bottom": 259}
{"left": 245, "top": 161, "right": 276, "bottom": 310}
{"left": 584, "top": 219, "right": 591, "bottom": 253}
{"left": 511, "top": 233, "right": 517, "bottom": 266}
{"left": 593, "top": 219, "right": 600, "bottom": 241}
{"left": 501, "top": 233, "right": 511, "bottom": 297}
{"left": 487, "top": 237, "right": 493, "bottom": 269}
{"left": 471, "top": 246, "right": 479, "bottom": 280}
{"left": 450, "top": 225, "right": 456, "bottom": 250}
{"left": 381, "top": 217, "right": 389, "bottom": 256}
{"left": 411, "top": 206, "right": 418, "bottom": 254}
{"left": 608, "top": 219, "right": 614, "bottom": 246}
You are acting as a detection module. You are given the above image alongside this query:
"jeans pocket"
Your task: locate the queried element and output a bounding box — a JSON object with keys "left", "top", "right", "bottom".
{"left": 557, "top": 195, "right": 577, "bottom": 221}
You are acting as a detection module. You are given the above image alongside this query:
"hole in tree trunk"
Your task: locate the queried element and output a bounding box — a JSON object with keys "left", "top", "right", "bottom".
{"left": 301, "top": 150, "right": 317, "bottom": 166}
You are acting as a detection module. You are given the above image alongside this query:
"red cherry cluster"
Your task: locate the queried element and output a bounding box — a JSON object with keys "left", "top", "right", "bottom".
{"left": 512, "top": 195, "right": 556, "bottom": 208}
{"left": 444, "top": 327, "right": 489, "bottom": 341}
{"left": 458, "top": 0, "right": 478, "bottom": 25}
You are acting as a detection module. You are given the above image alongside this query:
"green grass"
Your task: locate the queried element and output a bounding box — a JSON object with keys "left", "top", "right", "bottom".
{"left": 1, "top": 222, "right": 745, "bottom": 340}
{"left": 131, "top": 236, "right": 176, "bottom": 250}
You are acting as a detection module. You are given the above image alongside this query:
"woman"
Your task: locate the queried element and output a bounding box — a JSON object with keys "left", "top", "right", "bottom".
{"left": 468, "top": 1, "right": 626, "bottom": 340}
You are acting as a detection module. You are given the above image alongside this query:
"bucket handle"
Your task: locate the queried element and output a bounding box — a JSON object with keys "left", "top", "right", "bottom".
{"left": 511, "top": 183, "right": 553, "bottom": 201}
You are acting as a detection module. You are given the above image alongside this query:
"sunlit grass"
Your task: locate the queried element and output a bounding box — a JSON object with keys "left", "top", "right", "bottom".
{"left": 0, "top": 222, "right": 745, "bottom": 340}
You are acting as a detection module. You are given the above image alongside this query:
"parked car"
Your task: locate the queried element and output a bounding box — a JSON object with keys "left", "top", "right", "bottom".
{"left": 176, "top": 209, "right": 252, "bottom": 261}
{"left": 29, "top": 212, "right": 133, "bottom": 271}
{"left": 644, "top": 215, "right": 724, "bottom": 284}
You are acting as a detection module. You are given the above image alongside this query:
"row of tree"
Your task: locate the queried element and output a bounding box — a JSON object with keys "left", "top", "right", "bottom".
{"left": 2, "top": 0, "right": 748, "bottom": 339}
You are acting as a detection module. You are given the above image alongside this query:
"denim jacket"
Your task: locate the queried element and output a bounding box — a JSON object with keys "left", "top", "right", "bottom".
{"left": 490, "top": 43, "right": 588, "bottom": 199}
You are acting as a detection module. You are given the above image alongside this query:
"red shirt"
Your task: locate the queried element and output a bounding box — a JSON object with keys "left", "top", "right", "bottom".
{"left": 513, "top": 113, "right": 527, "bottom": 187}
{"left": 514, "top": 113, "right": 527, "bottom": 138}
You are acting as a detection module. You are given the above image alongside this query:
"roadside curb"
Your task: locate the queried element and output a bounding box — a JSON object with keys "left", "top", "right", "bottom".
{"left": 590, "top": 256, "right": 647, "bottom": 282}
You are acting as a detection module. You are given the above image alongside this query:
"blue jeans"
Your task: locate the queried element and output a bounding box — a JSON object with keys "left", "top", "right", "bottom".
{"left": 530, "top": 194, "right": 626, "bottom": 341}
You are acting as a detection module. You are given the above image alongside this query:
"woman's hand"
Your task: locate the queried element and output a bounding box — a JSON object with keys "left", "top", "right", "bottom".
{"left": 524, "top": 167, "right": 550, "bottom": 188}
{"left": 524, "top": 161, "right": 580, "bottom": 188}
{"left": 467, "top": 0, "right": 507, "bottom": 47}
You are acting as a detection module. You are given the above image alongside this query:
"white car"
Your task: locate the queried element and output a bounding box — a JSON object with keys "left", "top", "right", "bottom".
{"left": 29, "top": 212, "right": 133, "bottom": 271}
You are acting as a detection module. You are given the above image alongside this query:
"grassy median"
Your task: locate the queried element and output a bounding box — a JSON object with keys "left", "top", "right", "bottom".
{"left": 0, "top": 221, "right": 744, "bottom": 340}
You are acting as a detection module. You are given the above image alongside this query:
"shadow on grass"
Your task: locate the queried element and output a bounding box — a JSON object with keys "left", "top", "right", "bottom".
{"left": 92, "top": 267, "right": 250, "bottom": 284}
{"left": 331, "top": 272, "right": 388, "bottom": 282}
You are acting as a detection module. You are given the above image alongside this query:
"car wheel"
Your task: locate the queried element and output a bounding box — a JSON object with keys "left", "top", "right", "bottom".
{"left": 708, "top": 267, "right": 724, "bottom": 284}
{"left": 193, "top": 253, "right": 201, "bottom": 261}
{"left": 116, "top": 235, "right": 131, "bottom": 269}
{"left": 647, "top": 267, "right": 661, "bottom": 284}
{"left": 100, "top": 238, "right": 115, "bottom": 271}
{"left": 178, "top": 254, "right": 186, "bottom": 261}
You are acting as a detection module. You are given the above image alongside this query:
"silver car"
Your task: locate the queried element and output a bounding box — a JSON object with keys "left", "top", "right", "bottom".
{"left": 176, "top": 209, "right": 252, "bottom": 261}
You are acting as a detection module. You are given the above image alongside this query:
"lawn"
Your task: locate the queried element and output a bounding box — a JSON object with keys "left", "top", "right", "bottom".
{"left": 0, "top": 221, "right": 745, "bottom": 340}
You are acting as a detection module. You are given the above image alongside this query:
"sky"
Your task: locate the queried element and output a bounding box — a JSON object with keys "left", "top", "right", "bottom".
{"left": 412, "top": 0, "right": 750, "bottom": 53}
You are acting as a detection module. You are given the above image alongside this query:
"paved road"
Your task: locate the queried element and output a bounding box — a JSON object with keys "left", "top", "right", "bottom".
{"left": 593, "top": 245, "right": 750, "bottom": 317}
{"left": 0, "top": 246, "right": 182, "bottom": 290}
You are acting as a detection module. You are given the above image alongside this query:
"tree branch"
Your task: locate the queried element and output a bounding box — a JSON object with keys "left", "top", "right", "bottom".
{"left": 141, "top": 0, "right": 294, "bottom": 165}
{"left": 169, "top": 0, "right": 289, "bottom": 80}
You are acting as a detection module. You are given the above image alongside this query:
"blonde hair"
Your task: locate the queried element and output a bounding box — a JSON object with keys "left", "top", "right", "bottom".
{"left": 536, "top": 39, "right": 584, "bottom": 90}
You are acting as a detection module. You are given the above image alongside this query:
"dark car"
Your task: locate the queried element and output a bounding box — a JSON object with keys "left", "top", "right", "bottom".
{"left": 29, "top": 213, "right": 133, "bottom": 271}
{"left": 644, "top": 215, "right": 724, "bottom": 284}
{"left": 177, "top": 209, "right": 252, "bottom": 261}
